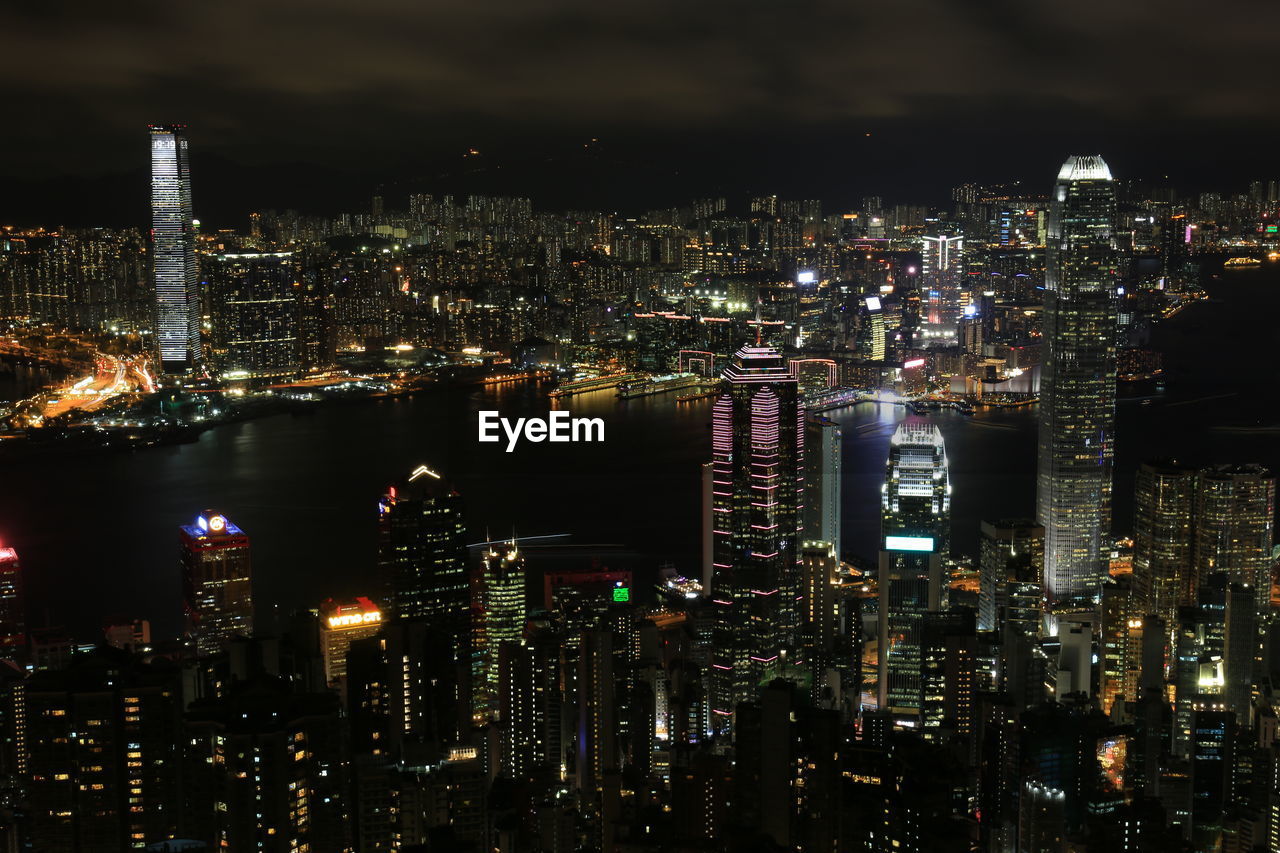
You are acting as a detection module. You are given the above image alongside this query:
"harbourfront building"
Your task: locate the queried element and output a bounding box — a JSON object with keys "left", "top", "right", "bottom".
{"left": 1036, "top": 155, "right": 1119, "bottom": 613}
{"left": 150, "top": 124, "right": 201, "bottom": 374}
{"left": 877, "top": 417, "right": 950, "bottom": 723}
{"left": 206, "top": 250, "right": 302, "bottom": 382}
{"left": 707, "top": 343, "right": 805, "bottom": 728}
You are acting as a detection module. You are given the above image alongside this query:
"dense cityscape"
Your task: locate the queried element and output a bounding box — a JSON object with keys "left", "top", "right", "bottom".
{"left": 0, "top": 123, "right": 1279, "bottom": 853}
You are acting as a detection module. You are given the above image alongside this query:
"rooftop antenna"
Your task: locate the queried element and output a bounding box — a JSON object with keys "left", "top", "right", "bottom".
{"left": 754, "top": 298, "right": 763, "bottom": 346}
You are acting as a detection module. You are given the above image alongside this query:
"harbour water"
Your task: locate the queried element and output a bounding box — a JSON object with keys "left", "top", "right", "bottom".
{"left": 0, "top": 266, "right": 1276, "bottom": 638}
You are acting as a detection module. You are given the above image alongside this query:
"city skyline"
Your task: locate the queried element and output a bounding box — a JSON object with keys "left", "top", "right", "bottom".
{"left": 1, "top": 98, "right": 1280, "bottom": 850}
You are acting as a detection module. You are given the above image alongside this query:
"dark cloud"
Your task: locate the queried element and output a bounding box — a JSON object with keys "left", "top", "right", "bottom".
{"left": 0, "top": 0, "right": 1275, "bottom": 220}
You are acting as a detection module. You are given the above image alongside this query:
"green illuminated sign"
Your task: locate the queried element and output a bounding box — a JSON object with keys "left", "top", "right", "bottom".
{"left": 612, "top": 586, "right": 631, "bottom": 602}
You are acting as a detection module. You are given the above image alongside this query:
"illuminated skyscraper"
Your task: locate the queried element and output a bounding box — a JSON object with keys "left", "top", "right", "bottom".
{"left": 318, "top": 596, "right": 384, "bottom": 686}
{"left": 180, "top": 510, "right": 253, "bottom": 655}
{"left": 150, "top": 124, "right": 201, "bottom": 373}
{"left": 877, "top": 418, "right": 950, "bottom": 722}
{"left": 1132, "top": 460, "right": 1197, "bottom": 626}
{"left": 377, "top": 464, "right": 469, "bottom": 640}
{"left": 472, "top": 539, "right": 527, "bottom": 721}
{"left": 804, "top": 415, "right": 842, "bottom": 559}
{"left": 0, "top": 543, "right": 23, "bottom": 655}
{"left": 1036, "top": 155, "right": 1118, "bottom": 612}
{"left": 920, "top": 226, "right": 964, "bottom": 344}
{"left": 854, "top": 293, "right": 886, "bottom": 360}
{"left": 1195, "top": 464, "right": 1275, "bottom": 618}
{"left": 207, "top": 251, "right": 301, "bottom": 382}
{"left": 708, "top": 343, "right": 805, "bottom": 727}
{"left": 977, "top": 519, "right": 1044, "bottom": 636}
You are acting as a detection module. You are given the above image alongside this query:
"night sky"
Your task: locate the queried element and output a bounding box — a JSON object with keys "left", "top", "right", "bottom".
{"left": 2, "top": 0, "right": 1277, "bottom": 225}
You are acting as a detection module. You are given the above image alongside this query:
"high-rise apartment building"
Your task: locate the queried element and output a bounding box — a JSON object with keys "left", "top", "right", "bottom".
{"left": 24, "top": 649, "right": 185, "bottom": 851}
{"left": 180, "top": 510, "right": 253, "bottom": 655}
{"left": 150, "top": 124, "right": 201, "bottom": 373}
{"left": 707, "top": 343, "right": 805, "bottom": 727}
{"left": 1036, "top": 155, "right": 1118, "bottom": 612}
{"left": 878, "top": 418, "right": 950, "bottom": 722}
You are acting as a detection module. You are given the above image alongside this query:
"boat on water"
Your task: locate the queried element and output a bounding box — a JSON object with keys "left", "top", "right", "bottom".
{"left": 1223, "top": 256, "right": 1262, "bottom": 268}
{"left": 617, "top": 372, "right": 701, "bottom": 399}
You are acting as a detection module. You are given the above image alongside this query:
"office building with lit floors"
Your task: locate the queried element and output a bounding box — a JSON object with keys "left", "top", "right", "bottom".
{"left": 1132, "top": 460, "right": 1197, "bottom": 628}
{"left": 206, "top": 250, "right": 302, "bottom": 383}
{"left": 1036, "top": 154, "right": 1119, "bottom": 615}
{"left": 318, "top": 596, "right": 383, "bottom": 687}
{"left": 804, "top": 415, "right": 842, "bottom": 559}
{"left": 977, "top": 519, "right": 1043, "bottom": 637}
{"left": 877, "top": 418, "right": 950, "bottom": 725}
{"left": 150, "top": 124, "right": 201, "bottom": 374}
{"left": 706, "top": 343, "right": 805, "bottom": 730}
{"left": 472, "top": 539, "right": 528, "bottom": 722}
{"left": 919, "top": 225, "right": 965, "bottom": 344}
{"left": 377, "top": 464, "right": 469, "bottom": 641}
{"left": 1195, "top": 464, "right": 1275, "bottom": 619}
{"left": 180, "top": 511, "right": 253, "bottom": 656}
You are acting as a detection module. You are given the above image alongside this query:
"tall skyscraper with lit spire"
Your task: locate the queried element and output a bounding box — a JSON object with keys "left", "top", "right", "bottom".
{"left": 1036, "top": 155, "right": 1118, "bottom": 613}
{"left": 377, "top": 464, "right": 469, "bottom": 639}
{"left": 707, "top": 342, "right": 805, "bottom": 728}
{"left": 150, "top": 124, "right": 201, "bottom": 374}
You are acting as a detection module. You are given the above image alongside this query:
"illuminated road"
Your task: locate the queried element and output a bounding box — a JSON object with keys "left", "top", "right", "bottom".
{"left": 38, "top": 353, "right": 154, "bottom": 421}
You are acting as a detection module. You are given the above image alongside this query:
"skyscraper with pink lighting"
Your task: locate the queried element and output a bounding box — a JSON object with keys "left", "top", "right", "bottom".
{"left": 707, "top": 343, "right": 805, "bottom": 730}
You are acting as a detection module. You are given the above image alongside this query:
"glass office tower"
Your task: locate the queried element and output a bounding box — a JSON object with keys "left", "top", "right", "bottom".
{"left": 150, "top": 124, "right": 201, "bottom": 373}
{"left": 1036, "top": 155, "right": 1118, "bottom": 614}
{"left": 708, "top": 343, "right": 805, "bottom": 729}
{"left": 878, "top": 418, "right": 950, "bottom": 723}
